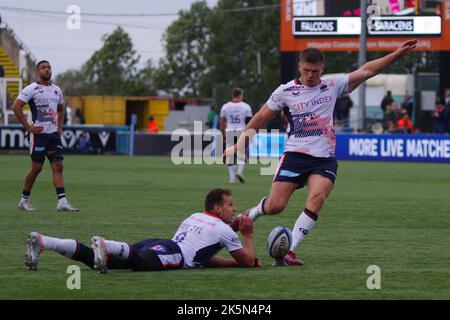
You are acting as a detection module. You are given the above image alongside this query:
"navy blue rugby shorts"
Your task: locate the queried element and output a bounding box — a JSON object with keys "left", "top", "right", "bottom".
{"left": 29, "top": 132, "right": 64, "bottom": 163}
{"left": 130, "top": 238, "right": 184, "bottom": 271}
{"left": 273, "top": 152, "right": 338, "bottom": 188}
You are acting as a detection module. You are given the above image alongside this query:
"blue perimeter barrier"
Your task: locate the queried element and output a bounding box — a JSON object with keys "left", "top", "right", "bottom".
{"left": 249, "top": 133, "right": 450, "bottom": 163}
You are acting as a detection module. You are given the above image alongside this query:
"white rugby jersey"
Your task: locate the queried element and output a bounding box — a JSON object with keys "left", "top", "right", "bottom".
{"left": 17, "top": 82, "right": 64, "bottom": 134}
{"left": 172, "top": 211, "right": 243, "bottom": 268}
{"left": 220, "top": 101, "right": 253, "bottom": 131}
{"left": 266, "top": 75, "right": 349, "bottom": 158}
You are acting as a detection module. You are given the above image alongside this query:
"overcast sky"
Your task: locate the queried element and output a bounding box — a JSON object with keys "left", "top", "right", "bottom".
{"left": 0, "top": 0, "right": 218, "bottom": 76}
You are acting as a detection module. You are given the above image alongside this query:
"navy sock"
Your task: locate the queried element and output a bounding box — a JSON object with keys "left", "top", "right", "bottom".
{"left": 22, "top": 190, "right": 31, "bottom": 199}
{"left": 56, "top": 187, "right": 65, "bottom": 200}
{"left": 70, "top": 241, "right": 133, "bottom": 270}
{"left": 71, "top": 242, "right": 95, "bottom": 269}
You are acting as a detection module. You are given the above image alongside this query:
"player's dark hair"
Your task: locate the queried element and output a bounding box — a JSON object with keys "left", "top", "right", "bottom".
{"left": 232, "top": 88, "right": 243, "bottom": 98}
{"left": 36, "top": 60, "right": 50, "bottom": 69}
{"left": 299, "top": 48, "right": 324, "bottom": 64}
{"left": 205, "top": 188, "right": 232, "bottom": 212}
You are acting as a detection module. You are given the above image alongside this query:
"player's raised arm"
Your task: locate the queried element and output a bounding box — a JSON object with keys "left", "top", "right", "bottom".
{"left": 224, "top": 104, "right": 276, "bottom": 157}
{"left": 348, "top": 39, "right": 417, "bottom": 92}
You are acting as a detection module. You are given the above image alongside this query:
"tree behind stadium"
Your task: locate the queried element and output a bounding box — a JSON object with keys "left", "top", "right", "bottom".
{"left": 57, "top": 26, "right": 158, "bottom": 96}
{"left": 157, "top": 0, "right": 280, "bottom": 102}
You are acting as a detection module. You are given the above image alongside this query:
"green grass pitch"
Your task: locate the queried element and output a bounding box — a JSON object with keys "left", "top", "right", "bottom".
{"left": 0, "top": 155, "right": 449, "bottom": 299}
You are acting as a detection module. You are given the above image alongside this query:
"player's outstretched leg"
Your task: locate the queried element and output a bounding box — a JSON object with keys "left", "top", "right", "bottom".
{"left": 24, "top": 232, "right": 96, "bottom": 271}
{"left": 285, "top": 174, "right": 333, "bottom": 266}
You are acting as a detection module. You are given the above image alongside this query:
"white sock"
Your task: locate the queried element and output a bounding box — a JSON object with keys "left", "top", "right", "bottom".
{"left": 228, "top": 165, "right": 237, "bottom": 181}
{"left": 104, "top": 240, "right": 130, "bottom": 260}
{"left": 291, "top": 209, "right": 318, "bottom": 251}
{"left": 237, "top": 164, "right": 244, "bottom": 175}
{"left": 41, "top": 235, "right": 77, "bottom": 258}
{"left": 248, "top": 197, "right": 267, "bottom": 221}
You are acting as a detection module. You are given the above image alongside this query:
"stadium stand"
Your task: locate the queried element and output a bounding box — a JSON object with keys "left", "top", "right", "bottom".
{"left": 0, "top": 20, "right": 36, "bottom": 124}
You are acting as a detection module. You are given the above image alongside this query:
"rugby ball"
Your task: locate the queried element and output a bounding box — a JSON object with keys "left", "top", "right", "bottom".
{"left": 266, "top": 226, "right": 292, "bottom": 259}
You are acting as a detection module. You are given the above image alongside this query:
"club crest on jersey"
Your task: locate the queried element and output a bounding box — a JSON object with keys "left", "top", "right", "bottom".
{"left": 320, "top": 84, "right": 329, "bottom": 92}
{"left": 54, "top": 91, "right": 58, "bottom": 95}
{"left": 283, "top": 85, "right": 302, "bottom": 92}
{"left": 282, "top": 85, "right": 302, "bottom": 96}
{"left": 149, "top": 245, "right": 166, "bottom": 253}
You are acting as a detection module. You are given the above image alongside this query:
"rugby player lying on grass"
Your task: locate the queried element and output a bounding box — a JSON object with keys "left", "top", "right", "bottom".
{"left": 24, "top": 188, "right": 260, "bottom": 273}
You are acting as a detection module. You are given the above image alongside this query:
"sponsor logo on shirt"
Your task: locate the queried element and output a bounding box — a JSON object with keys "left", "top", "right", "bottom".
{"left": 283, "top": 85, "right": 304, "bottom": 95}
{"left": 320, "top": 84, "right": 329, "bottom": 92}
{"left": 283, "top": 85, "right": 303, "bottom": 91}
{"left": 149, "top": 245, "right": 167, "bottom": 253}
{"left": 292, "top": 96, "right": 332, "bottom": 110}
{"left": 289, "top": 114, "right": 330, "bottom": 138}
{"left": 35, "top": 98, "right": 50, "bottom": 104}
